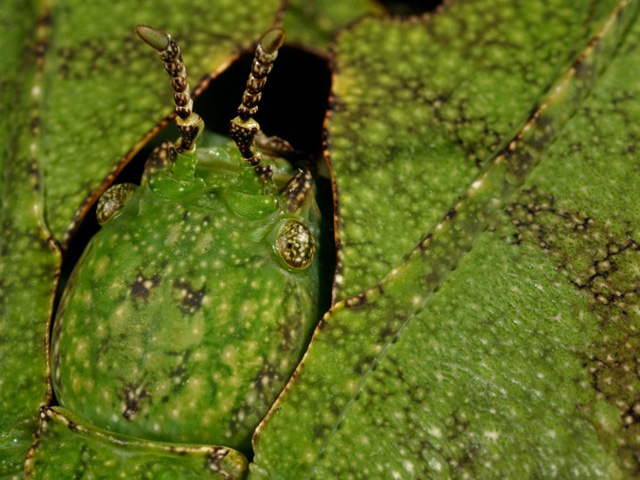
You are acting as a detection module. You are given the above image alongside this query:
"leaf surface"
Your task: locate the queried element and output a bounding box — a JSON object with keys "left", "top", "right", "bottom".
{"left": 0, "top": 1, "right": 60, "bottom": 476}
{"left": 329, "top": 0, "right": 624, "bottom": 300}
{"left": 251, "top": 1, "right": 640, "bottom": 478}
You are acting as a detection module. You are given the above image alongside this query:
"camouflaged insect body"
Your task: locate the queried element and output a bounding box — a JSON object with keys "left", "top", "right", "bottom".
{"left": 52, "top": 132, "right": 322, "bottom": 454}
{"left": 45, "top": 20, "right": 326, "bottom": 456}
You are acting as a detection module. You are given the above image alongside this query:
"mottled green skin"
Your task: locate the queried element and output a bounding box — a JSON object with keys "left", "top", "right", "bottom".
{"left": 0, "top": 1, "right": 61, "bottom": 477}
{"left": 252, "top": 1, "right": 639, "bottom": 478}
{"left": 38, "top": 0, "right": 282, "bottom": 243}
{"left": 25, "top": 407, "right": 247, "bottom": 479}
{"left": 329, "top": 0, "right": 622, "bottom": 300}
{"left": 52, "top": 135, "right": 322, "bottom": 455}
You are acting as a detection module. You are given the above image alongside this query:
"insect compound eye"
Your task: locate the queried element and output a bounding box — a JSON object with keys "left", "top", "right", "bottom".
{"left": 275, "top": 220, "right": 316, "bottom": 269}
{"left": 96, "top": 183, "right": 137, "bottom": 225}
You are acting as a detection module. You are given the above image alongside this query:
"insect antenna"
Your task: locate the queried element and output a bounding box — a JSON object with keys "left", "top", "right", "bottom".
{"left": 229, "top": 28, "right": 285, "bottom": 182}
{"left": 136, "top": 25, "right": 204, "bottom": 153}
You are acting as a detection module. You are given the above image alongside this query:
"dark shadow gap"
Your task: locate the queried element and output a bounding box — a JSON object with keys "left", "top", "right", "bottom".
{"left": 377, "top": 0, "right": 444, "bottom": 16}
{"left": 197, "top": 46, "right": 331, "bottom": 151}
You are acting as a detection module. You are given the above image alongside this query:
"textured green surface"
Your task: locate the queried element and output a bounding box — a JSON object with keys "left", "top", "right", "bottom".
{"left": 38, "top": 0, "right": 282, "bottom": 244}
{"left": 25, "top": 407, "right": 248, "bottom": 479}
{"left": 251, "top": 1, "right": 639, "bottom": 478}
{"left": 52, "top": 136, "right": 323, "bottom": 455}
{"left": 282, "top": 0, "right": 382, "bottom": 52}
{"left": 0, "top": 1, "right": 60, "bottom": 477}
{"left": 4, "top": 0, "right": 640, "bottom": 477}
{"left": 329, "top": 0, "right": 623, "bottom": 300}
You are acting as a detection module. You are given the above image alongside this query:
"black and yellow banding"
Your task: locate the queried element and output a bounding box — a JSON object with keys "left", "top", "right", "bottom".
{"left": 229, "top": 28, "right": 285, "bottom": 181}
{"left": 237, "top": 28, "right": 284, "bottom": 121}
{"left": 282, "top": 170, "right": 313, "bottom": 213}
{"left": 136, "top": 25, "right": 204, "bottom": 153}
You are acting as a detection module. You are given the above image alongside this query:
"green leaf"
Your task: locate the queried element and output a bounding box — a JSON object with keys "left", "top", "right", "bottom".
{"left": 251, "top": 1, "right": 640, "bottom": 478}
{"left": 0, "top": 1, "right": 61, "bottom": 476}
{"left": 328, "top": 0, "right": 626, "bottom": 300}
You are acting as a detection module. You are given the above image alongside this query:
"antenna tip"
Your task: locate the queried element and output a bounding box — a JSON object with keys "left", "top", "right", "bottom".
{"left": 136, "top": 25, "right": 170, "bottom": 51}
{"left": 260, "top": 28, "right": 285, "bottom": 54}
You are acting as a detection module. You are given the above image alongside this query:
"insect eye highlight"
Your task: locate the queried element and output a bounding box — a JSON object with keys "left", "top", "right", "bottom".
{"left": 275, "top": 220, "right": 316, "bottom": 269}
{"left": 96, "top": 183, "right": 137, "bottom": 225}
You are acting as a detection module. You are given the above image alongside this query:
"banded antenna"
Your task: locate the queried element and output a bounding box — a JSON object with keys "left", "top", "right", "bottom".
{"left": 136, "top": 25, "right": 204, "bottom": 153}
{"left": 229, "top": 28, "right": 285, "bottom": 181}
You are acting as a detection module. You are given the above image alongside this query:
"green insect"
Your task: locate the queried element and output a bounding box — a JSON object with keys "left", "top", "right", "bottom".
{"left": 50, "top": 24, "right": 321, "bottom": 452}
{"left": 21, "top": 24, "right": 329, "bottom": 476}
{"left": 2, "top": 1, "right": 640, "bottom": 478}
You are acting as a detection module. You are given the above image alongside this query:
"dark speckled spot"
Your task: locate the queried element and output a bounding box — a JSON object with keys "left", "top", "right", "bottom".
{"left": 206, "top": 448, "right": 230, "bottom": 474}
{"left": 167, "top": 350, "right": 191, "bottom": 393}
{"left": 130, "top": 272, "right": 160, "bottom": 306}
{"left": 172, "top": 279, "right": 206, "bottom": 315}
{"left": 121, "top": 382, "right": 151, "bottom": 421}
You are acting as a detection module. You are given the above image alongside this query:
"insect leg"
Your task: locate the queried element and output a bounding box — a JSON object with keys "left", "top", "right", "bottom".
{"left": 96, "top": 183, "right": 137, "bottom": 225}
{"left": 280, "top": 169, "right": 314, "bottom": 213}
{"left": 255, "top": 130, "right": 296, "bottom": 158}
{"left": 140, "top": 141, "right": 177, "bottom": 185}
